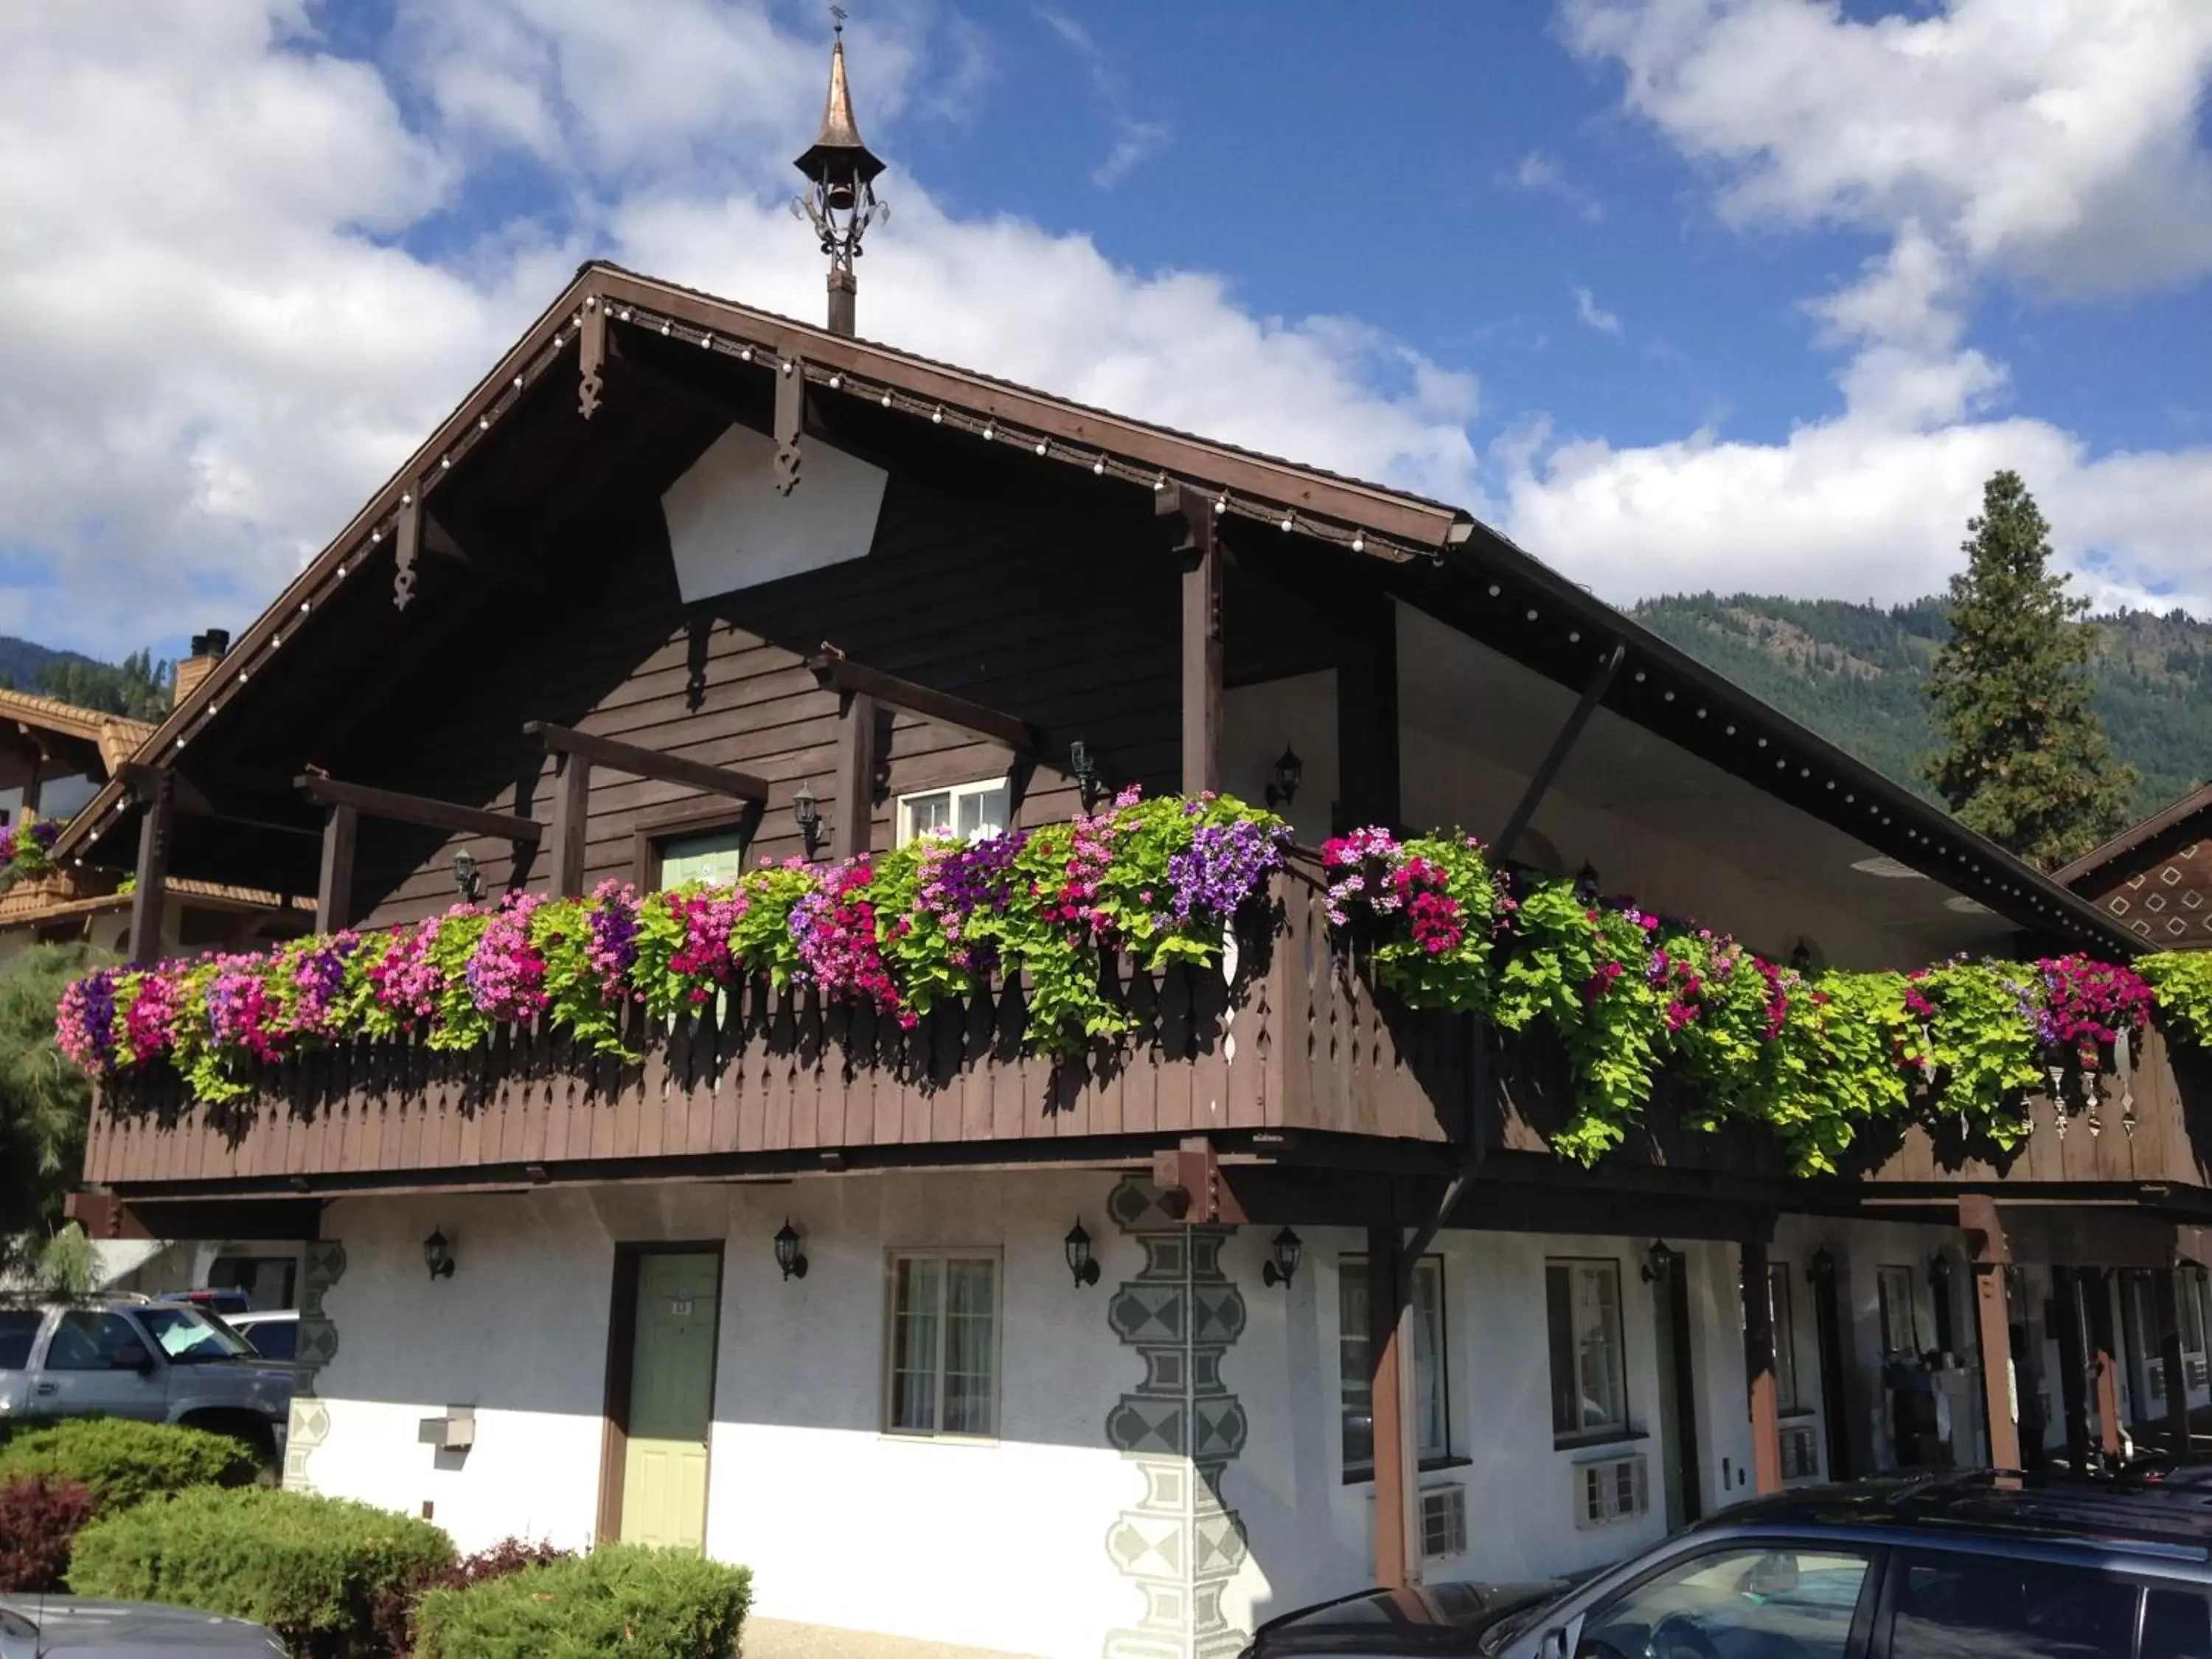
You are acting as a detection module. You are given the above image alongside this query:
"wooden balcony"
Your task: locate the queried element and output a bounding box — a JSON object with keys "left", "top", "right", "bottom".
{"left": 81, "top": 860, "right": 2212, "bottom": 1200}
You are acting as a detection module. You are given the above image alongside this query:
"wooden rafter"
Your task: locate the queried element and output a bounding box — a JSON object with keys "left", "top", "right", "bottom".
{"left": 804, "top": 648, "right": 1040, "bottom": 753}
{"left": 524, "top": 723, "right": 769, "bottom": 801}
{"left": 294, "top": 775, "right": 542, "bottom": 844}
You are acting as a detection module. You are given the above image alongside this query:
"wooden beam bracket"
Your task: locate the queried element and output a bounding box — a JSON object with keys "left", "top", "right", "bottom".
{"left": 526, "top": 723, "right": 770, "bottom": 802}
{"left": 295, "top": 775, "right": 543, "bottom": 845}
{"left": 805, "top": 647, "right": 1042, "bottom": 754}
{"left": 1149, "top": 1137, "right": 1248, "bottom": 1225}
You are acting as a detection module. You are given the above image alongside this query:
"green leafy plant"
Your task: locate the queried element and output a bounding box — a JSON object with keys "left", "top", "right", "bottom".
{"left": 68, "top": 1486, "right": 455, "bottom": 1658}
{"left": 411, "top": 1543, "right": 751, "bottom": 1659}
{"left": 0, "top": 1418, "right": 262, "bottom": 1514}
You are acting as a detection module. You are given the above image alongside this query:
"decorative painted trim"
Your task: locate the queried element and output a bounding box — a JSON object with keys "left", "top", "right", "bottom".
{"left": 282, "top": 1239, "right": 347, "bottom": 1492}
{"left": 1103, "top": 1178, "right": 1249, "bottom": 1659}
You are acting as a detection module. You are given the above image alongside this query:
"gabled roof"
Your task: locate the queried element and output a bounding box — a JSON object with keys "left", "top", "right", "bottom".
{"left": 2058, "top": 782, "right": 2212, "bottom": 889}
{"left": 51, "top": 261, "right": 2138, "bottom": 957}
{"left": 0, "top": 686, "right": 153, "bottom": 776}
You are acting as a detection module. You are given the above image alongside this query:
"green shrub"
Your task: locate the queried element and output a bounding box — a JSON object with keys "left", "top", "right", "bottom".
{"left": 0, "top": 1417, "right": 260, "bottom": 1513}
{"left": 69, "top": 1485, "right": 454, "bottom": 1658}
{"left": 414, "top": 1544, "right": 751, "bottom": 1659}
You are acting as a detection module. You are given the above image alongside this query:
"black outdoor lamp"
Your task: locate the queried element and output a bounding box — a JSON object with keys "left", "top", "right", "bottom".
{"left": 1265, "top": 746, "right": 1304, "bottom": 812}
{"left": 1574, "top": 860, "right": 1601, "bottom": 901}
{"left": 1641, "top": 1239, "right": 1679, "bottom": 1282}
{"left": 1068, "top": 740, "right": 1105, "bottom": 813}
{"left": 1064, "top": 1220, "right": 1101, "bottom": 1288}
{"left": 422, "top": 1229, "right": 456, "bottom": 1281}
{"left": 773, "top": 1220, "right": 809, "bottom": 1281}
{"left": 1262, "top": 1228, "right": 1303, "bottom": 1288}
{"left": 451, "top": 849, "right": 484, "bottom": 905}
{"left": 1808, "top": 1246, "right": 1836, "bottom": 1286}
{"left": 790, "top": 782, "right": 823, "bottom": 858}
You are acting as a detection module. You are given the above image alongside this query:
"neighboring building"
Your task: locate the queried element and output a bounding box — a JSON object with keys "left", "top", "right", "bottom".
{"left": 52, "top": 40, "right": 2212, "bottom": 1659}
{"left": 2063, "top": 783, "right": 2212, "bottom": 950}
{"left": 1, "top": 639, "right": 310, "bottom": 962}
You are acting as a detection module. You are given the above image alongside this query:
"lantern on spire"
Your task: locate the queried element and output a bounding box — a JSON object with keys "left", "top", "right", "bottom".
{"left": 793, "top": 11, "right": 887, "bottom": 336}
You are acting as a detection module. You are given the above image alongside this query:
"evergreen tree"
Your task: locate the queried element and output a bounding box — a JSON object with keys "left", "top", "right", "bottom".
{"left": 38, "top": 649, "right": 172, "bottom": 720}
{"left": 0, "top": 943, "right": 96, "bottom": 1289}
{"left": 1922, "top": 470, "right": 2135, "bottom": 867}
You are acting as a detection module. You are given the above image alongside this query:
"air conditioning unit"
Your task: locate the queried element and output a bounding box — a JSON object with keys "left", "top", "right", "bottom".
{"left": 1779, "top": 1424, "right": 1820, "bottom": 1482}
{"left": 1419, "top": 1483, "right": 1467, "bottom": 1560}
{"left": 2189, "top": 1355, "right": 2209, "bottom": 1394}
{"left": 1573, "top": 1453, "right": 1648, "bottom": 1529}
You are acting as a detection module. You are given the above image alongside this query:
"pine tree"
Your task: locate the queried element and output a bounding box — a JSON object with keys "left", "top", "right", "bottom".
{"left": 1923, "top": 470, "right": 2135, "bottom": 868}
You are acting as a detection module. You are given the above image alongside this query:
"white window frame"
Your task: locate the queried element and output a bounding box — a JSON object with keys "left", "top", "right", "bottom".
{"left": 1877, "top": 1265, "right": 1921, "bottom": 1357}
{"left": 1547, "top": 1257, "right": 1630, "bottom": 1443}
{"left": 1769, "top": 1262, "right": 1800, "bottom": 1412}
{"left": 656, "top": 826, "right": 750, "bottom": 888}
{"left": 896, "top": 777, "right": 1012, "bottom": 846}
{"left": 1338, "top": 1254, "right": 1450, "bottom": 1478}
{"left": 882, "top": 1249, "right": 1002, "bottom": 1440}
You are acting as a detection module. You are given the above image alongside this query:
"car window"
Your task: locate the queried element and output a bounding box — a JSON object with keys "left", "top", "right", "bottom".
{"left": 135, "top": 1304, "right": 256, "bottom": 1363}
{"left": 243, "top": 1321, "right": 296, "bottom": 1362}
{"left": 1891, "top": 1552, "right": 2139, "bottom": 1659}
{"left": 2143, "top": 1587, "right": 2212, "bottom": 1659}
{"left": 0, "top": 1310, "right": 43, "bottom": 1370}
{"left": 44, "top": 1311, "right": 147, "bottom": 1371}
{"left": 1577, "top": 1546, "right": 1870, "bottom": 1659}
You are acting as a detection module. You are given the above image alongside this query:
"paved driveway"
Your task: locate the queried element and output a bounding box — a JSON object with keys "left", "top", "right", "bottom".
{"left": 744, "top": 1615, "right": 1042, "bottom": 1659}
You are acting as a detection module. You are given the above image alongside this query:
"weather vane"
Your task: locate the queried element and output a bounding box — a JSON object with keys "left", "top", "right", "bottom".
{"left": 793, "top": 8, "right": 886, "bottom": 335}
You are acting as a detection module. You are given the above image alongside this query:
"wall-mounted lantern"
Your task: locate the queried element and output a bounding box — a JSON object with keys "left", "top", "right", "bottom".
{"left": 1641, "top": 1239, "right": 1679, "bottom": 1283}
{"left": 791, "top": 782, "right": 823, "bottom": 858}
{"left": 422, "top": 1228, "right": 456, "bottom": 1281}
{"left": 451, "top": 850, "right": 484, "bottom": 905}
{"left": 1068, "top": 740, "right": 1106, "bottom": 813}
{"left": 1064, "top": 1220, "right": 1101, "bottom": 1288}
{"left": 1807, "top": 1246, "right": 1836, "bottom": 1286}
{"left": 773, "top": 1220, "right": 809, "bottom": 1281}
{"left": 1574, "top": 861, "right": 1601, "bottom": 901}
{"left": 1261, "top": 1227, "right": 1303, "bottom": 1288}
{"left": 1265, "top": 746, "right": 1304, "bottom": 812}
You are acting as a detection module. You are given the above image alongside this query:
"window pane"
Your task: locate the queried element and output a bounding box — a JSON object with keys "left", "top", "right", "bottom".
{"left": 955, "top": 784, "right": 1010, "bottom": 841}
{"left": 2144, "top": 1587, "right": 2212, "bottom": 1659}
{"left": 1769, "top": 1264, "right": 1799, "bottom": 1412}
{"left": 660, "top": 829, "right": 747, "bottom": 887}
{"left": 890, "top": 1257, "right": 944, "bottom": 1432}
{"left": 0, "top": 1311, "right": 41, "bottom": 1370}
{"left": 1546, "top": 1265, "right": 1578, "bottom": 1436}
{"left": 1575, "top": 1263, "right": 1625, "bottom": 1431}
{"left": 1584, "top": 1548, "right": 1869, "bottom": 1659}
{"left": 1891, "top": 1554, "right": 2138, "bottom": 1659}
{"left": 902, "top": 793, "right": 953, "bottom": 844}
{"left": 245, "top": 1321, "right": 297, "bottom": 1362}
{"left": 1879, "top": 1266, "right": 1919, "bottom": 1356}
{"left": 46, "top": 1311, "right": 139, "bottom": 1371}
{"left": 136, "top": 1305, "right": 252, "bottom": 1361}
{"left": 1413, "top": 1261, "right": 1447, "bottom": 1457}
{"left": 1339, "top": 1261, "right": 1373, "bottom": 1471}
{"left": 942, "top": 1260, "right": 995, "bottom": 1436}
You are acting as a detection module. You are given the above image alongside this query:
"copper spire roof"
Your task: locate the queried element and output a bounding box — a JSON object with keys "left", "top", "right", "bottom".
{"left": 794, "top": 32, "right": 885, "bottom": 187}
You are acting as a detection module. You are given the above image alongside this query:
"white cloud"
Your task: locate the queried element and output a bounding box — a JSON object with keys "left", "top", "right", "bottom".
{"left": 1509, "top": 151, "right": 1605, "bottom": 222}
{"left": 1573, "top": 285, "right": 1623, "bottom": 335}
{"left": 1092, "top": 120, "right": 1172, "bottom": 189}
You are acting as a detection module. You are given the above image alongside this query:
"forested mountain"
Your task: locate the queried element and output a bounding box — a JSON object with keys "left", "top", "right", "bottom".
{"left": 1632, "top": 594, "right": 2212, "bottom": 821}
{"left": 0, "top": 639, "right": 173, "bottom": 720}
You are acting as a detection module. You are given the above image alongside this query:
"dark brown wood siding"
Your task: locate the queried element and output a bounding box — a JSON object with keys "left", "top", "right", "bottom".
{"left": 2077, "top": 838, "right": 2212, "bottom": 950}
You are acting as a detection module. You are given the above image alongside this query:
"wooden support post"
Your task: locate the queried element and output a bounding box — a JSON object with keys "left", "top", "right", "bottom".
{"left": 1335, "top": 588, "right": 1399, "bottom": 832}
{"left": 547, "top": 757, "right": 591, "bottom": 898}
{"left": 1961, "top": 1196, "right": 2020, "bottom": 1470}
{"left": 2087, "top": 1270, "right": 2125, "bottom": 1458}
{"left": 1178, "top": 494, "right": 1222, "bottom": 798}
{"left": 21, "top": 755, "right": 41, "bottom": 816}
{"left": 2052, "top": 1267, "right": 2093, "bottom": 1469}
{"left": 126, "top": 769, "right": 173, "bottom": 967}
{"left": 831, "top": 692, "right": 877, "bottom": 862}
{"left": 1366, "top": 1231, "right": 1409, "bottom": 1591}
{"left": 1742, "top": 1237, "right": 1783, "bottom": 1495}
{"left": 2156, "top": 1266, "right": 2192, "bottom": 1461}
{"left": 314, "top": 802, "right": 358, "bottom": 933}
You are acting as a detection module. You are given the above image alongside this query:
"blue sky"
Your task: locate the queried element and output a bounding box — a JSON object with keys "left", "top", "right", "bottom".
{"left": 0, "top": 0, "right": 2208, "bottom": 661}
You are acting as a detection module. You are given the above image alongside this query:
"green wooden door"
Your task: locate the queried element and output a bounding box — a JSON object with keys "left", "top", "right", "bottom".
{"left": 620, "top": 1251, "right": 721, "bottom": 1551}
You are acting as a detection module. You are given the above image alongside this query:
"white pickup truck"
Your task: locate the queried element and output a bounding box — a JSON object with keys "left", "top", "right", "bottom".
{"left": 0, "top": 1298, "right": 291, "bottom": 1461}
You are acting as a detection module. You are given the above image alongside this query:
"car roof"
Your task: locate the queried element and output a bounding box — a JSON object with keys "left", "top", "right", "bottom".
{"left": 1701, "top": 1473, "right": 2212, "bottom": 1559}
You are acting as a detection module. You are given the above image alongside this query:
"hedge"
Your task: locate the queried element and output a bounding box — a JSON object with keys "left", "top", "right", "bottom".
{"left": 0, "top": 1417, "right": 261, "bottom": 1514}
{"left": 413, "top": 1544, "right": 752, "bottom": 1659}
{"left": 69, "top": 1486, "right": 454, "bottom": 1658}
{"left": 0, "top": 1475, "right": 95, "bottom": 1593}
{"left": 369, "top": 1537, "right": 572, "bottom": 1658}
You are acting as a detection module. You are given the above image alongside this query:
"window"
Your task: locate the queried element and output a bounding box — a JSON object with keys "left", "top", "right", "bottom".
{"left": 898, "top": 779, "right": 1009, "bottom": 845}
{"left": 1768, "top": 1262, "right": 1800, "bottom": 1411}
{"left": 241, "top": 1321, "right": 297, "bottom": 1363}
{"left": 657, "top": 827, "right": 748, "bottom": 887}
{"left": 1890, "top": 1552, "right": 2138, "bottom": 1659}
{"left": 1338, "top": 1256, "right": 1449, "bottom": 1475}
{"left": 44, "top": 1310, "right": 145, "bottom": 1370}
{"left": 1878, "top": 1265, "right": 1920, "bottom": 1357}
{"left": 886, "top": 1253, "right": 998, "bottom": 1437}
{"left": 0, "top": 1310, "right": 42, "bottom": 1370}
{"left": 1579, "top": 1546, "right": 1871, "bottom": 1659}
{"left": 135, "top": 1306, "right": 254, "bottom": 1363}
{"left": 2143, "top": 1587, "right": 2212, "bottom": 1659}
{"left": 1547, "top": 1259, "right": 1628, "bottom": 1440}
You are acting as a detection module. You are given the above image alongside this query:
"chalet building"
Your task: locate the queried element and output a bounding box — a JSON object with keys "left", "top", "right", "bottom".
{"left": 1, "top": 641, "right": 308, "bottom": 963}
{"left": 2065, "top": 784, "right": 2212, "bottom": 950}
{"left": 51, "top": 39, "right": 2212, "bottom": 1659}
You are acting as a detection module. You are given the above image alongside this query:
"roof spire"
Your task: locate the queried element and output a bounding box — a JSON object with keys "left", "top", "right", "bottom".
{"left": 792, "top": 10, "right": 887, "bottom": 336}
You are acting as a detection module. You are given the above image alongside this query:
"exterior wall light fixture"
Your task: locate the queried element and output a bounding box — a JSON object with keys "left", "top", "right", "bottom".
{"left": 1641, "top": 1239, "right": 1679, "bottom": 1282}
{"left": 774, "top": 1220, "right": 809, "bottom": 1281}
{"left": 1574, "top": 861, "right": 1601, "bottom": 902}
{"left": 1068, "top": 740, "right": 1105, "bottom": 813}
{"left": 451, "top": 849, "right": 484, "bottom": 904}
{"left": 1064, "top": 1220, "right": 1101, "bottom": 1288}
{"left": 791, "top": 782, "right": 823, "bottom": 858}
{"left": 422, "top": 1228, "right": 456, "bottom": 1281}
{"left": 1262, "top": 1228, "right": 1302, "bottom": 1288}
{"left": 1265, "top": 746, "right": 1304, "bottom": 811}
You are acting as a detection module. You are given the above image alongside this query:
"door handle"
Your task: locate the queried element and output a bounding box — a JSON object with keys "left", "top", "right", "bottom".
{"left": 32, "top": 1382, "right": 58, "bottom": 1396}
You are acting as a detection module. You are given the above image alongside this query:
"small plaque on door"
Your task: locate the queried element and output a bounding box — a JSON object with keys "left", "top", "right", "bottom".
{"left": 669, "top": 1298, "right": 695, "bottom": 1317}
